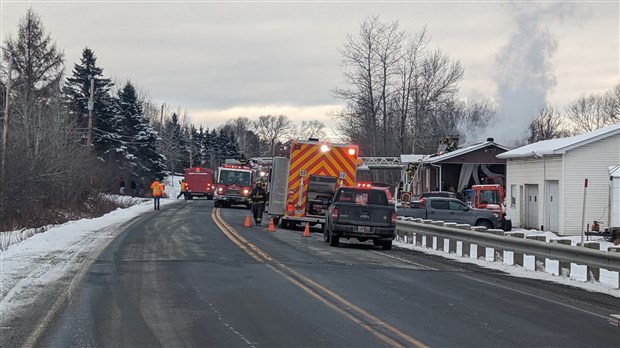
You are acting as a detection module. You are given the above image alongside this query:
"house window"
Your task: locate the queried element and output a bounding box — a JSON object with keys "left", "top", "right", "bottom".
{"left": 510, "top": 185, "right": 516, "bottom": 208}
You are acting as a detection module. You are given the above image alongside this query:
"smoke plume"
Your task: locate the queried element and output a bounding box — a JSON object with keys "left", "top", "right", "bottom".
{"left": 470, "top": 2, "right": 573, "bottom": 147}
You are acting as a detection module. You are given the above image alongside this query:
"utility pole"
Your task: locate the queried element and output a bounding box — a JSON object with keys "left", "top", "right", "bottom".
{"left": 189, "top": 130, "right": 193, "bottom": 168}
{"left": 1, "top": 56, "right": 14, "bottom": 194}
{"left": 159, "top": 103, "right": 164, "bottom": 133}
{"left": 87, "top": 75, "right": 94, "bottom": 147}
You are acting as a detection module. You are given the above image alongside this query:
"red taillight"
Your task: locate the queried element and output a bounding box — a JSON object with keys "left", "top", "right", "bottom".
{"left": 331, "top": 207, "right": 339, "bottom": 220}
{"left": 287, "top": 204, "right": 294, "bottom": 214}
{"left": 391, "top": 211, "right": 397, "bottom": 224}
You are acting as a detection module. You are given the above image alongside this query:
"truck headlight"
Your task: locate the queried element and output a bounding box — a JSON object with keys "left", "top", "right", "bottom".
{"left": 493, "top": 212, "right": 500, "bottom": 219}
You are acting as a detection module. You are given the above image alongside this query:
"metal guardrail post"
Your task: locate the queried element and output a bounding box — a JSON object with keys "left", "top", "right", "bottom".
{"left": 581, "top": 242, "right": 601, "bottom": 281}
{"left": 507, "top": 232, "right": 526, "bottom": 266}
{"left": 611, "top": 247, "right": 620, "bottom": 288}
{"left": 551, "top": 239, "right": 572, "bottom": 277}
{"left": 526, "top": 235, "right": 547, "bottom": 271}
{"left": 487, "top": 229, "right": 506, "bottom": 262}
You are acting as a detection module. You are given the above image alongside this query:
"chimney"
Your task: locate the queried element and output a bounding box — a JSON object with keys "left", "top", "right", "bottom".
{"left": 486, "top": 137, "right": 494, "bottom": 142}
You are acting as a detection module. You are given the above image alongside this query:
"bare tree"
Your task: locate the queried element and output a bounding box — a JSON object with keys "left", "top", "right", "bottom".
{"left": 225, "top": 116, "right": 253, "bottom": 155}
{"left": 602, "top": 82, "right": 620, "bottom": 123}
{"left": 290, "top": 120, "right": 326, "bottom": 141}
{"left": 566, "top": 93, "right": 610, "bottom": 134}
{"left": 251, "top": 114, "right": 293, "bottom": 156}
{"left": 528, "top": 104, "right": 569, "bottom": 143}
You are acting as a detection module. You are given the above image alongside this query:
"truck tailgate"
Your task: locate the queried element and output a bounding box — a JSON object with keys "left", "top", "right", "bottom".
{"left": 335, "top": 203, "right": 394, "bottom": 227}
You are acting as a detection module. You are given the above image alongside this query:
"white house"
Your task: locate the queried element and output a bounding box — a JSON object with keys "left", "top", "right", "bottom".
{"left": 497, "top": 122, "right": 620, "bottom": 236}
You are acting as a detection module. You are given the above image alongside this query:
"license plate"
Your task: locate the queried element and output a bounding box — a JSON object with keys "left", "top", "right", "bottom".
{"left": 357, "top": 226, "right": 370, "bottom": 233}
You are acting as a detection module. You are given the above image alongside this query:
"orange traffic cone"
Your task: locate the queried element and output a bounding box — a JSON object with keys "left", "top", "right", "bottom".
{"left": 303, "top": 222, "right": 311, "bottom": 237}
{"left": 244, "top": 214, "right": 251, "bottom": 227}
{"left": 268, "top": 217, "right": 275, "bottom": 232}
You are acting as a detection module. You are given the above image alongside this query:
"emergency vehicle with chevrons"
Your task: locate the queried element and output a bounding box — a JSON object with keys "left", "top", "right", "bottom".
{"left": 267, "top": 139, "right": 359, "bottom": 229}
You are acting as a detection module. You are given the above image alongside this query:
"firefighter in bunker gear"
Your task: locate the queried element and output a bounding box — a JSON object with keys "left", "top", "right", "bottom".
{"left": 249, "top": 182, "right": 267, "bottom": 226}
{"left": 151, "top": 178, "right": 164, "bottom": 210}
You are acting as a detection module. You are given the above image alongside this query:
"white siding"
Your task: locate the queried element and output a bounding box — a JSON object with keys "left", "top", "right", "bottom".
{"left": 505, "top": 156, "right": 563, "bottom": 229}
{"left": 561, "top": 134, "right": 620, "bottom": 235}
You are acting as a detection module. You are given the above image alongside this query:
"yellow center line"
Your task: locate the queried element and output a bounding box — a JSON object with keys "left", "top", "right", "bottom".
{"left": 212, "top": 208, "right": 430, "bottom": 348}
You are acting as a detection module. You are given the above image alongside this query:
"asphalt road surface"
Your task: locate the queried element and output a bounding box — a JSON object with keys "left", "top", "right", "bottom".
{"left": 37, "top": 200, "right": 619, "bottom": 347}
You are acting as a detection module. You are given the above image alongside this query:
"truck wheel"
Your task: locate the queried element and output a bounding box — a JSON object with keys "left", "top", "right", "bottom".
{"left": 503, "top": 219, "right": 512, "bottom": 231}
{"left": 329, "top": 235, "right": 339, "bottom": 247}
{"left": 381, "top": 241, "right": 392, "bottom": 250}
{"left": 214, "top": 200, "right": 220, "bottom": 208}
{"left": 280, "top": 219, "right": 290, "bottom": 229}
{"left": 475, "top": 220, "right": 493, "bottom": 229}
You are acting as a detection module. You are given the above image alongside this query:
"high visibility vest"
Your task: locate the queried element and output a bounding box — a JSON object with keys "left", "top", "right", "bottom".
{"left": 180, "top": 181, "right": 186, "bottom": 192}
{"left": 151, "top": 181, "right": 163, "bottom": 197}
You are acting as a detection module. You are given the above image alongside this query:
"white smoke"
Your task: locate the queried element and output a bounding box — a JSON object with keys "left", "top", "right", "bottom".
{"left": 470, "top": 2, "right": 574, "bottom": 147}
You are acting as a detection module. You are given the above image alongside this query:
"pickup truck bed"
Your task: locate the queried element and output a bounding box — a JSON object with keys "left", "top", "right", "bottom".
{"left": 397, "top": 197, "right": 501, "bottom": 229}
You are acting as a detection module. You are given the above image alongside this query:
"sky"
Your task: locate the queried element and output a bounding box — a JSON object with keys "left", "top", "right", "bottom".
{"left": 1, "top": 0, "right": 619, "bottom": 144}
{"left": 0, "top": 180, "right": 618, "bottom": 329}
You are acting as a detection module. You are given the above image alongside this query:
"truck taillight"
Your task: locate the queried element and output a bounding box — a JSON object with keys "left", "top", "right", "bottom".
{"left": 287, "top": 204, "right": 294, "bottom": 214}
{"left": 243, "top": 189, "right": 249, "bottom": 195}
{"left": 391, "top": 211, "right": 397, "bottom": 224}
{"left": 331, "top": 207, "right": 339, "bottom": 220}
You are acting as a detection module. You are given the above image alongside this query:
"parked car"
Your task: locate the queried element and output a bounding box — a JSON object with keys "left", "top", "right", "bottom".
{"left": 397, "top": 197, "right": 501, "bottom": 229}
{"left": 324, "top": 186, "right": 397, "bottom": 250}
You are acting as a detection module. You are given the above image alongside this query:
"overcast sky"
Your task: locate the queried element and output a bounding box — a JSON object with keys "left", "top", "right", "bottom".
{"left": 2, "top": 1, "right": 618, "bottom": 142}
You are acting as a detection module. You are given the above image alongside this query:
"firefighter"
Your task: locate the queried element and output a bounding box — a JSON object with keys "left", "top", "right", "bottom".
{"left": 177, "top": 179, "right": 188, "bottom": 200}
{"left": 249, "top": 181, "right": 267, "bottom": 226}
{"left": 151, "top": 178, "right": 164, "bottom": 210}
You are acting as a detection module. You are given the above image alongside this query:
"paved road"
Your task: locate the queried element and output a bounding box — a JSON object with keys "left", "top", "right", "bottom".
{"left": 38, "top": 200, "right": 619, "bottom": 347}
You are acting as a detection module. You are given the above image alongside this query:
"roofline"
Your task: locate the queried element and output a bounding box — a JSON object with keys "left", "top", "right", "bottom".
{"left": 426, "top": 141, "right": 509, "bottom": 163}
{"left": 554, "top": 126, "right": 620, "bottom": 154}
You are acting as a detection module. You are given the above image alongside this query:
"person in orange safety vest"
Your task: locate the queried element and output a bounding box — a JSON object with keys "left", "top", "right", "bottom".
{"left": 151, "top": 178, "right": 164, "bottom": 210}
{"left": 177, "top": 179, "right": 189, "bottom": 200}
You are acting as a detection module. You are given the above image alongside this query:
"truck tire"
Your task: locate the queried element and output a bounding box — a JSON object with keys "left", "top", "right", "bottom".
{"left": 475, "top": 220, "right": 493, "bottom": 230}
{"left": 381, "top": 241, "right": 392, "bottom": 250}
{"left": 214, "top": 200, "right": 220, "bottom": 208}
{"left": 329, "top": 235, "right": 339, "bottom": 247}
{"left": 502, "top": 219, "right": 512, "bottom": 231}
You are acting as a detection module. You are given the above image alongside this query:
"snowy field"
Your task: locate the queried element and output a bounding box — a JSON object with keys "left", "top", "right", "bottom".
{"left": 0, "top": 180, "right": 618, "bottom": 329}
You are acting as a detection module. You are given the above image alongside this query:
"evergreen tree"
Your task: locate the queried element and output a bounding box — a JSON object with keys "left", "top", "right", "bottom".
{"left": 116, "top": 82, "right": 165, "bottom": 178}
{"left": 63, "top": 47, "right": 119, "bottom": 155}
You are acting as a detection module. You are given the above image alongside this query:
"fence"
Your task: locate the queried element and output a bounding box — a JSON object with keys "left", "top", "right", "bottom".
{"left": 396, "top": 217, "right": 620, "bottom": 288}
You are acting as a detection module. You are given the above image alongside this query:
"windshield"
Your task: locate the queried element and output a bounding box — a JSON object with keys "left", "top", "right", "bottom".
{"left": 480, "top": 190, "right": 500, "bottom": 204}
{"left": 218, "top": 170, "right": 251, "bottom": 186}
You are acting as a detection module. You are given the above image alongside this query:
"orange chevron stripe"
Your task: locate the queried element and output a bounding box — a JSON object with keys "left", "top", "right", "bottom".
{"left": 285, "top": 142, "right": 359, "bottom": 217}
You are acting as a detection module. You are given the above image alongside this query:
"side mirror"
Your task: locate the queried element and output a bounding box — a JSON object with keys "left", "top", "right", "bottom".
{"left": 463, "top": 206, "right": 470, "bottom": 211}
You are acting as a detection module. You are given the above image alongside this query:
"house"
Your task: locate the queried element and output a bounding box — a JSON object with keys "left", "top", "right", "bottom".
{"left": 400, "top": 138, "right": 510, "bottom": 201}
{"left": 497, "top": 122, "right": 620, "bottom": 235}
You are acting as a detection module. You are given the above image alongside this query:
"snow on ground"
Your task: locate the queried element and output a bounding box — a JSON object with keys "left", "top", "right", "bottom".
{"left": 394, "top": 230, "right": 619, "bottom": 298}
{"left": 0, "top": 189, "right": 618, "bottom": 327}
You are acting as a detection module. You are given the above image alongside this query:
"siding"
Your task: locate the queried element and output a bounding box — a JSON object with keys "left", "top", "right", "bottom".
{"left": 505, "top": 156, "right": 562, "bottom": 229}
{"left": 561, "top": 134, "right": 620, "bottom": 235}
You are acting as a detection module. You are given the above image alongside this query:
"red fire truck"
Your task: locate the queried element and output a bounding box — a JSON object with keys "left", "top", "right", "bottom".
{"left": 267, "top": 140, "right": 359, "bottom": 228}
{"left": 213, "top": 160, "right": 254, "bottom": 208}
{"left": 184, "top": 167, "right": 214, "bottom": 200}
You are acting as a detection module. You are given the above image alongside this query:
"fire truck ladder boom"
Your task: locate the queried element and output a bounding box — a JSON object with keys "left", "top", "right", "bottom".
{"left": 358, "top": 157, "right": 403, "bottom": 170}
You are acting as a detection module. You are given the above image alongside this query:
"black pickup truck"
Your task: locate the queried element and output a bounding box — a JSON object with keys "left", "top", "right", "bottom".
{"left": 324, "top": 186, "right": 396, "bottom": 250}
{"left": 398, "top": 197, "right": 502, "bottom": 229}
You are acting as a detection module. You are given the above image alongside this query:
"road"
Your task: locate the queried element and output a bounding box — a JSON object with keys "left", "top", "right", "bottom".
{"left": 38, "top": 200, "right": 619, "bottom": 347}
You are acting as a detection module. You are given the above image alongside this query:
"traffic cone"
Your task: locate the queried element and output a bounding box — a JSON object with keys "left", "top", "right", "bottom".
{"left": 268, "top": 217, "right": 275, "bottom": 232}
{"left": 244, "top": 214, "right": 251, "bottom": 227}
{"left": 303, "top": 222, "right": 311, "bottom": 237}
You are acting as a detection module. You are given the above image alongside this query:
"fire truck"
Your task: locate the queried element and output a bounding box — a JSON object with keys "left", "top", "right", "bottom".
{"left": 213, "top": 160, "right": 254, "bottom": 208}
{"left": 184, "top": 167, "right": 214, "bottom": 200}
{"left": 469, "top": 184, "right": 512, "bottom": 231}
{"left": 267, "top": 140, "right": 359, "bottom": 229}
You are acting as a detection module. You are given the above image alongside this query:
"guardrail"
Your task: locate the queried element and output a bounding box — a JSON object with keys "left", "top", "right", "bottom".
{"left": 396, "top": 217, "right": 620, "bottom": 288}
